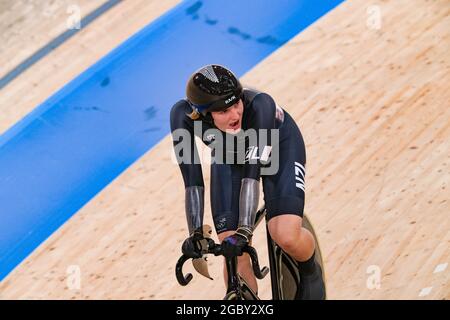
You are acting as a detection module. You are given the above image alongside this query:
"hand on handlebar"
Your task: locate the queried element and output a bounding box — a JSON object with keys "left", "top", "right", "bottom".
{"left": 181, "top": 229, "right": 206, "bottom": 259}
{"left": 221, "top": 227, "right": 252, "bottom": 257}
{"left": 176, "top": 225, "right": 268, "bottom": 286}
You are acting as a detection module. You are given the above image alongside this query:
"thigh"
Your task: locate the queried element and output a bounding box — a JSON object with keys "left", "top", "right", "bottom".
{"left": 262, "top": 123, "right": 306, "bottom": 219}
{"left": 210, "top": 163, "right": 244, "bottom": 234}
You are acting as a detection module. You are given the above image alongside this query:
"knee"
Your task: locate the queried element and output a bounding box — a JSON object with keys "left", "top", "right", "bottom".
{"left": 236, "top": 254, "right": 253, "bottom": 275}
{"left": 271, "top": 230, "right": 300, "bottom": 253}
{"left": 238, "top": 253, "right": 251, "bottom": 265}
{"left": 268, "top": 216, "right": 302, "bottom": 253}
{"left": 222, "top": 254, "right": 252, "bottom": 273}
{"left": 224, "top": 253, "right": 251, "bottom": 267}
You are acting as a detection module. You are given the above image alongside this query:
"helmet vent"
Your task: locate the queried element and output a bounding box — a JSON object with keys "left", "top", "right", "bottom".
{"left": 199, "top": 65, "right": 219, "bottom": 83}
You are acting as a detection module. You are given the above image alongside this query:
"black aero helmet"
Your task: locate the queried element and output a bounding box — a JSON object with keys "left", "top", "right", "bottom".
{"left": 186, "top": 64, "right": 243, "bottom": 115}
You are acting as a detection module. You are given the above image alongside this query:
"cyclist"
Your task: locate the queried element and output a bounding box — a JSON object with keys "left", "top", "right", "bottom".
{"left": 170, "top": 64, "right": 325, "bottom": 299}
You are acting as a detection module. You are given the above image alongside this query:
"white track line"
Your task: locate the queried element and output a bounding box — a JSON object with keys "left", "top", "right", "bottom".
{"left": 433, "top": 263, "right": 447, "bottom": 274}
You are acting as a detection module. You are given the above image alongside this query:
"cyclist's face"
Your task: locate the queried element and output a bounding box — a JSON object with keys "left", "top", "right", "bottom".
{"left": 211, "top": 99, "right": 243, "bottom": 134}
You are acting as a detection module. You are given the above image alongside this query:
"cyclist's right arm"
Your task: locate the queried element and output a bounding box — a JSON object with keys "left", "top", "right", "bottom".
{"left": 170, "top": 100, "right": 205, "bottom": 236}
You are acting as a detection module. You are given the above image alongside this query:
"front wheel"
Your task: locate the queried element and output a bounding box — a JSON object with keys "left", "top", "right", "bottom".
{"left": 223, "top": 291, "right": 239, "bottom": 300}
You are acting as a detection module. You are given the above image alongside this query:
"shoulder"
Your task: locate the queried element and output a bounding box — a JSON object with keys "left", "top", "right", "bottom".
{"left": 170, "top": 99, "right": 192, "bottom": 129}
{"left": 253, "top": 92, "right": 276, "bottom": 107}
{"left": 243, "top": 89, "right": 276, "bottom": 112}
{"left": 170, "top": 99, "right": 191, "bottom": 116}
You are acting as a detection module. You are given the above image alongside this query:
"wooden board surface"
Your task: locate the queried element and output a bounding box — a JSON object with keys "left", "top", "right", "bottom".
{"left": 0, "top": 0, "right": 448, "bottom": 300}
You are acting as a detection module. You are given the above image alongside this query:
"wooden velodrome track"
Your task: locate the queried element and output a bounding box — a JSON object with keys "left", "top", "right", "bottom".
{"left": 0, "top": 0, "right": 449, "bottom": 299}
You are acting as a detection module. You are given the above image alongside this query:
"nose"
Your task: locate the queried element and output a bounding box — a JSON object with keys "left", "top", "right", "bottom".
{"left": 230, "top": 104, "right": 241, "bottom": 117}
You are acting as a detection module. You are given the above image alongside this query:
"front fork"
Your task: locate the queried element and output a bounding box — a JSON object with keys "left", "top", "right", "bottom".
{"left": 224, "top": 255, "right": 243, "bottom": 299}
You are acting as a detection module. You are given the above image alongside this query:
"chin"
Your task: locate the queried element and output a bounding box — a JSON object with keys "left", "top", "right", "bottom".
{"left": 225, "top": 127, "right": 242, "bottom": 134}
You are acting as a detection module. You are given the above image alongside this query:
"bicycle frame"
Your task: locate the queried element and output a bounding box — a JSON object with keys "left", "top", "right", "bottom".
{"left": 175, "top": 205, "right": 325, "bottom": 300}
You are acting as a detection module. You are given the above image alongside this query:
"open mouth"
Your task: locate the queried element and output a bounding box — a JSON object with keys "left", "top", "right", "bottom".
{"left": 229, "top": 120, "right": 239, "bottom": 129}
